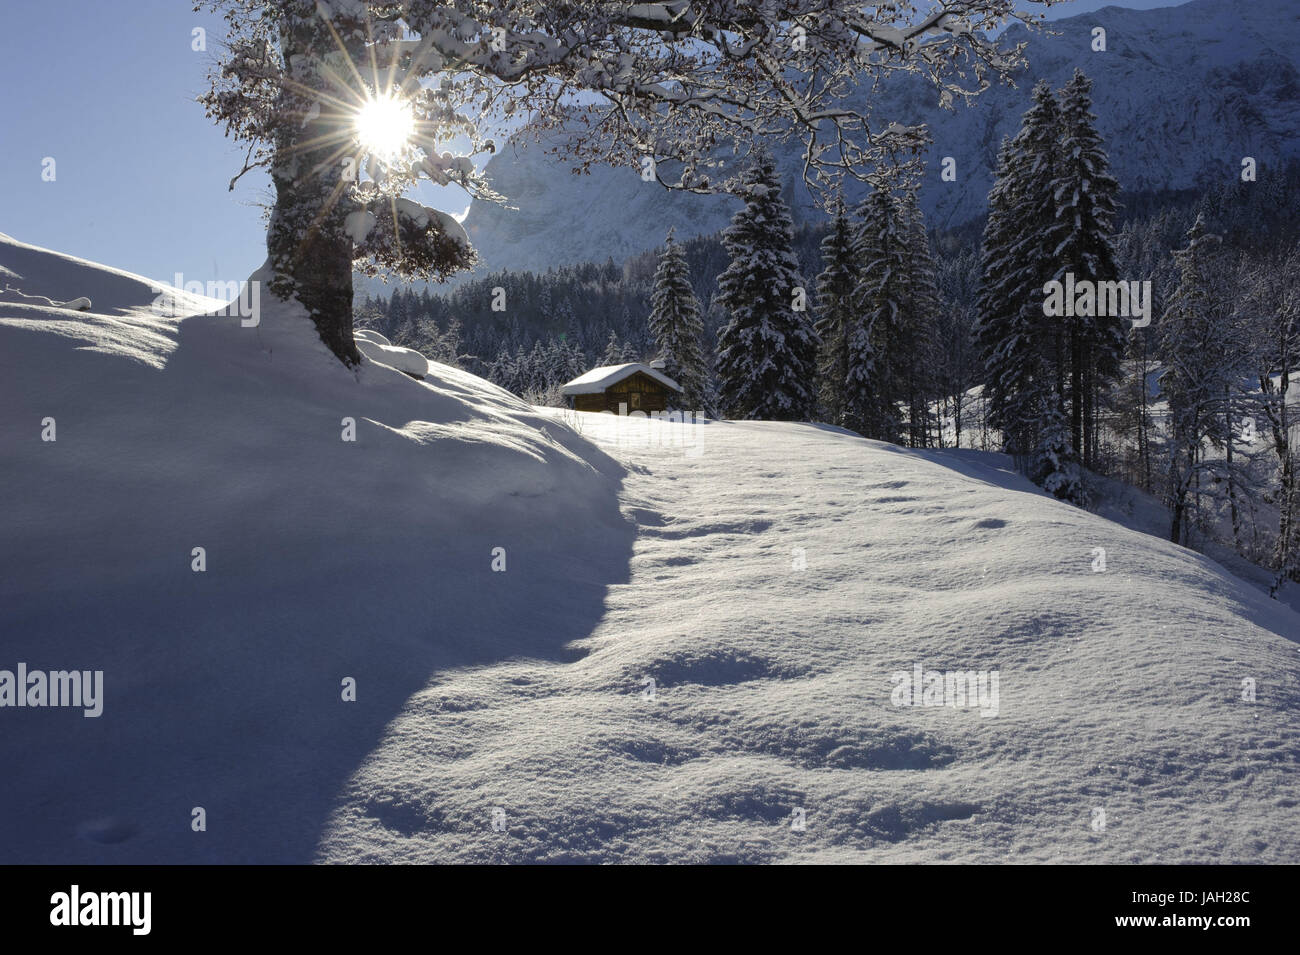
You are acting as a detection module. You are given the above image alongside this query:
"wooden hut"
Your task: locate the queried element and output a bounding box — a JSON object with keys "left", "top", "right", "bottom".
{"left": 561, "top": 362, "right": 683, "bottom": 414}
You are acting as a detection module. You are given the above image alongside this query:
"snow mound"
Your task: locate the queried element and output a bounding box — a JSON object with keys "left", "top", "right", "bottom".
{"left": 0, "top": 286, "right": 93, "bottom": 311}
{"left": 0, "top": 234, "right": 631, "bottom": 863}
{"left": 354, "top": 336, "right": 430, "bottom": 378}
{"left": 354, "top": 328, "right": 392, "bottom": 347}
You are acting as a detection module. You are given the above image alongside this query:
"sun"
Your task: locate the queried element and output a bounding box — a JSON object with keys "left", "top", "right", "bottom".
{"left": 354, "top": 92, "right": 414, "bottom": 160}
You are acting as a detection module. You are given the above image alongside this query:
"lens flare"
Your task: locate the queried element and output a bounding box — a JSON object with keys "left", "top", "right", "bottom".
{"left": 354, "top": 93, "right": 414, "bottom": 160}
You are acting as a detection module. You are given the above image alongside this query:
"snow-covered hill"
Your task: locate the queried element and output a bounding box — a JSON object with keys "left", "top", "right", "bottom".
{"left": 459, "top": 0, "right": 1300, "bottom": 275}
{"left": 0, "top": 234, "right": 631, "bottom": 862}
{"left": 2, "top": 236, "right": 1297, "bottom": 862}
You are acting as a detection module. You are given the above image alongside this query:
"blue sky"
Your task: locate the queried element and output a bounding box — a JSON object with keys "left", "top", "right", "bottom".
{"left": 0, "top": 0, "right": 1190, "bottom": 288}
{"left": 1, "top": 0, "right": 267, "bottom": 287}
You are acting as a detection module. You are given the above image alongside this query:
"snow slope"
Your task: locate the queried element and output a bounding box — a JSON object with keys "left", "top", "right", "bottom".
{"left": 2, "top": 236, "right": 1297, "bottom": 863}
{"left": 0, "top": 234, "right": 632, "bottom": 863}
{"left": 318, "top": 413, "right": 1300, "bottom": 862}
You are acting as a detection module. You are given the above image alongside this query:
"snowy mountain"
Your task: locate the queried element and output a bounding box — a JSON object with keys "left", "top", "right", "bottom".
{"left": 3, "top": 235, "right": 1298, "bottom": 862}
{"left": 459, "top": 0, "right": 1300, "bottom": 274}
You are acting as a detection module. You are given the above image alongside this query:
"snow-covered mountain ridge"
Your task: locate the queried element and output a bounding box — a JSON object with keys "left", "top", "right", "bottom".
{"left": 2, "top": 235, "right": 1297, "bottom": 862}
{"left": 458, "top": 0, "right": 1300, "bottom": 275}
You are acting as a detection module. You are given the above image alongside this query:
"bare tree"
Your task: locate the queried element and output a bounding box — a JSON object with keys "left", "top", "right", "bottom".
{"left": 1245, "top": 246, "right": 1300, "bottom": 595}
{"left": 198, "top": 0, "right": 1054, "bottom": 365}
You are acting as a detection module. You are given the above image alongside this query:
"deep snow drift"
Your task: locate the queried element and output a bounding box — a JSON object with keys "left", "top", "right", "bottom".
{"left": 0, "top": 234, "right": 631, "bottom": 863}
{"left": 2, "top": 235, "right": 1297, "bottom": 863}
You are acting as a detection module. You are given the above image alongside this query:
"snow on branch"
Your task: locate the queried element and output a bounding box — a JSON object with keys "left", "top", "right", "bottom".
{"left": 352, "top": 195, "right": 475, "bottom": 281}
{"left": 199, "top": 0, "right": 1057, "bottom": 280}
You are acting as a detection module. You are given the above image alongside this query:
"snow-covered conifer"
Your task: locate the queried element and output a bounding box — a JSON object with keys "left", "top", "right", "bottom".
{"left": 814, "top": 201, "right": 857, "bottom": 426}
{"left": 601, "top": 330, "right": 624, "bottom": 367}
{"left": 1051, "top": 69, "right": 1125, "bottom": 467}
{"left": 898, "top": 190, "right": 940, "bottom": 447}
{"left": 649, "top": 230, "right": 709, "bottom": 410}
{"left": 1030, "top": 400, "right": 1085, "bottom": 505}
{"left": 849, "top": 185, "right": 908, "bottom": 441}
{"left": 976, "top": 83, "right": 1069, "bottom": 466}
{"left": 715, "top": 157, "right": 819, "bottom": 421}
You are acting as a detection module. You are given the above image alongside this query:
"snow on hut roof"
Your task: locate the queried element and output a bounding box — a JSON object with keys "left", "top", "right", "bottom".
{"left": 561, "top": 362, "right": 682, "bottom": 395}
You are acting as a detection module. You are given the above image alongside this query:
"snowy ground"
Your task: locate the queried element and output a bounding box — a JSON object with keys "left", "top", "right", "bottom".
{"left": 2, "top": 235, "right": 1297, "bottom": 863}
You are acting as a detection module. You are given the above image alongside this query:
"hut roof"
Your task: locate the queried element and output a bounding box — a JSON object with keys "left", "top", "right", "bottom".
{"left": 560, "top": 362, "right": 682, "bottom": 396}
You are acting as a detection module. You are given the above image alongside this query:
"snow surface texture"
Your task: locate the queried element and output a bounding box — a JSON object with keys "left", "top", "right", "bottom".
{"left": 454, "top": 0, "right": 1300, "bottom": 278}
{"left": 2, "top": 236, "right": 1298, "bottom": 863}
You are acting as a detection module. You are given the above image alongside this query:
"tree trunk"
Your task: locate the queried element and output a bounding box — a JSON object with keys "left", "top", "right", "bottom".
{"left": 1271, "top": 438, "right": 1296, "bottom": 596}
{"left": 1270, "top": 362, "right": 1295, "bottom": 592}
{"left": 1169, "top": 437, "right": 1194, "bottom": 546}
{"left": 1170, "top": 463, "right": 1187, "bottom": 545}
{"left": 1071, "top": 332, "right": 1085, "bottom": 467}
{"left": 1138, "top": 348, "right": 1151, "bottom": 491}
{"left": 268, "top": 182, "right": 359, "bottom": 366}
{"left": 267, "top": 14, "right": 363, "bottom": 368}
{"left": 1225, "top": 385, "right": 1241, "bottom": 551}
{"left": 1192, "top": 449, "right": 1202, "bottom": 543}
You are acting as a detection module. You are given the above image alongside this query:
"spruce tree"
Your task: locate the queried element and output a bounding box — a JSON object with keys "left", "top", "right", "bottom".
{"left": 976, "top": 82, "right": 1071, "bottom": 467}
{"left": 1030, "top": 399, "right": 1085, "bottom": 504}
{"left": 1052, "top": 69, "right": 1125, "bottom": 468}
{"left": 934, "top": 247, "right": 981, "bottom": 449}
{"left": 814, "top": 201, "right": 857, "bottom": 426}
{"left": 849, "top": 184, "right": 908, "bottom": 441}
{"left": 898, "top": 190, "right": 940, "bottom": 448}
{"left": 975, "top": 137, "right": 1033, "bottom": 457}
{"left": 715, "top": 157, "right": 819, "bottom": 421}
{"left": 648, "top": 229, "right": 709, "bottom": 410}
{"left": 601, "top": 330, "right": 623, "bottom": 366}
